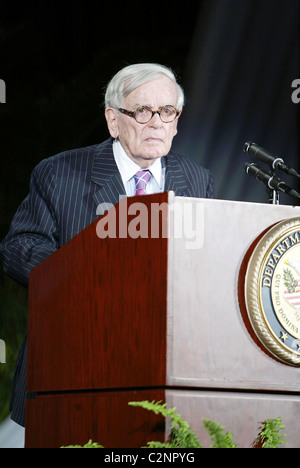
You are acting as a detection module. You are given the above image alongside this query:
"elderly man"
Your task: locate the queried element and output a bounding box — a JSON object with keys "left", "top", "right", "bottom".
{"left": 0, "top": 63, "right": 213, "bottom": 427}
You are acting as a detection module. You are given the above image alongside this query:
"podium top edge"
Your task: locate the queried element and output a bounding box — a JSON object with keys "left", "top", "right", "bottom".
{"left": 172, "top": 194, "right": 300, "bottom": 211}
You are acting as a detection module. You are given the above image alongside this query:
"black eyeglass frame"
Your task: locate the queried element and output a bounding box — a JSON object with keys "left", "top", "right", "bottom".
{"left": 118, "top": 105, "right": 180, "bottom": 124}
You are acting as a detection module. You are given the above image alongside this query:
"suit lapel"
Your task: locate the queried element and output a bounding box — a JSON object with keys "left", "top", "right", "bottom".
{"left": 163, "top": 153, "right": 190, "bottom": 196}
{"left": 91, "top": 140, "right": 190, "bottom": 209}
{"left": 91, "top": 139, "right": 126, "bottom": 208}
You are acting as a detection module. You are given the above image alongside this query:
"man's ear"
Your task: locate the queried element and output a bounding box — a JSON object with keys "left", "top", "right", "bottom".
{"left": 105, "top": 108, "right": 119, "bottom": 138}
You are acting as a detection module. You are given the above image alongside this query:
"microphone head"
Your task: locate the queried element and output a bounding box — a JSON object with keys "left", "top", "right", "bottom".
{"left": 243, "top": 142, "right": 253, "bottom": 153}
{"left": 244, "top": 162, "right": 251, "bottom": 173}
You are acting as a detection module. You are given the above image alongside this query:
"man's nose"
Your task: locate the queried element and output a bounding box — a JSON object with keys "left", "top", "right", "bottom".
{"left": 148, "top": 111, "right": 163, "bottom": 127}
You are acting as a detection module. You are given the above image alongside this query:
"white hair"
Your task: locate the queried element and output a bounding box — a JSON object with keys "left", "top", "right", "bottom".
{"left": 104, "top": 63, "right": 185, "bottom": 110}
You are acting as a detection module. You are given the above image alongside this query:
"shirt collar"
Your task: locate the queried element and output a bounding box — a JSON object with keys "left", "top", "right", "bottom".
{"left": 112, "top": 139, "right": 163, "bottom": 188}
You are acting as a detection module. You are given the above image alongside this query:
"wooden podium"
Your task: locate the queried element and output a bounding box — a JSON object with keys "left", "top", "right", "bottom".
{"left": 25, "top": 192, "right": 300, "bottom": 448}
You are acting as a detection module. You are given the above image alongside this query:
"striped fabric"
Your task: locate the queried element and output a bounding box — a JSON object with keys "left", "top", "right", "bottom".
{"left": 0, "top": 137, "right": 214, "bottom": 426}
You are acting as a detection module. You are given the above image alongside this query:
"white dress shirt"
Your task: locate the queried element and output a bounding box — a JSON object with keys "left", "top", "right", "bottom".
{"left": 112, "top": 139, "right": 165, "bottom": 196}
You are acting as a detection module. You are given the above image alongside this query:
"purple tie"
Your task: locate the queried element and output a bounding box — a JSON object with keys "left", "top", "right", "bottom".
{"left": 134, "top": 170, "right": 152, "bottom": 195}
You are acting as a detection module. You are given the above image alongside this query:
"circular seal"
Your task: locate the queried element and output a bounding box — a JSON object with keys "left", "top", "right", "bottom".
{"left": 244, "top": 217, "right": 300, "bottom": 366}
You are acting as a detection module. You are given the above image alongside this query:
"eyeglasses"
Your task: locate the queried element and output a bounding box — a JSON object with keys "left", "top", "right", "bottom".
{"left": 118, "top": 105, "right": 180, "bottom": 124}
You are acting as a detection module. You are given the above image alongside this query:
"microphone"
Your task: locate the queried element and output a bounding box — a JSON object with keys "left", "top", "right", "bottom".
{"left": 243, "top": 142, "right": 300, "bottom": 178}
{"left": 244, "top": 162, "right": 300, "bottom": 200}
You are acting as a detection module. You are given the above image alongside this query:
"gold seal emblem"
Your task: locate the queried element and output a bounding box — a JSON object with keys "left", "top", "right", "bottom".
{"left": 244, "top": 217, "right": 300, "bottom": 366}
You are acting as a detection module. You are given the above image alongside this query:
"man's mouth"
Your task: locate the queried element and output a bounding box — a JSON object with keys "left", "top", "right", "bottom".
{"left": 145, "top": 137, "right": 163, "bottom": 142}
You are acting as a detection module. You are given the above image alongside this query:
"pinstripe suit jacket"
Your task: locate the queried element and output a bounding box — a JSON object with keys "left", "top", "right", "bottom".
{"left": 0, "top": 137, "right": 214, "bottom": 426}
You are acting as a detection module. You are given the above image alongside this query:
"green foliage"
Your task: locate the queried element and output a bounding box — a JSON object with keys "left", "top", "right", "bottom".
{"left": 0, "top": 275, "right": 28, "bottom": 422}
{"left": 61, "top": 439, "right": 103, "bottom": 448}
{"left": 283, "top": 268, "right": 298, "bottom": 293}
{"left": 259, "top": 417, "right": 286, "bottom": 448}
{"left": 129, "top": 400, "right": 201, "bottom": 448}
{"left": 61, "top": 402, "right": 286, "bottom": 448}
{"left": 129, "top": 400, "right": 237, "bottom": 448}
{"left": 202, "top": 418, "right": 237, "bottom": 448}
{"left": 129, "top": 400, "right": 286, "bottom": 449}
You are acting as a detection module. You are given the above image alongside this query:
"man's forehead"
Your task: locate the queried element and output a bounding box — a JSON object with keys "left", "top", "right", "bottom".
{"left": 124, "top": 77, "right": 178, "bottom": 105}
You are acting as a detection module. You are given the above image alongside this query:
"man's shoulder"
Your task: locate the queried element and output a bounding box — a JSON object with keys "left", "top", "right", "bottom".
{"left": 49, "top": 138, "right": 112, "bottom": 165}
{"left": 33, "top": 139, "right": 112, "bottom": 174}
{"left": 167, "top": 149, "right": 210, "bottom": 176}
{"left": 166, "top": 149, "right": 214, "bottom": 198}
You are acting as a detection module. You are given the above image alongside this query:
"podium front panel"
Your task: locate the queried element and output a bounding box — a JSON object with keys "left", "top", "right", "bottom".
{"left": 27, "top": 193, "right": 169, "bottom": 393}
{"left": 167, "top": 197, "right": 300, "bottom": 391}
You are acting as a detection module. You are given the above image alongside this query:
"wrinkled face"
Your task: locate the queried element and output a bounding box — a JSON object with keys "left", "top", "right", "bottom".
{"left": 105, "top": 76, "right": 181, "bottom": 168}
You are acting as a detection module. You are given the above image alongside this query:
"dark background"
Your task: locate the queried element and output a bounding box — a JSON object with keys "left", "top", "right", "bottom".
{"left": 0, "top": 0, "right": 299, "bottom": 421}
{"left": 1, "top": 0, "right": 299, "bottom": 239}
